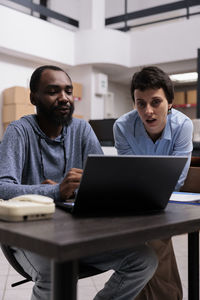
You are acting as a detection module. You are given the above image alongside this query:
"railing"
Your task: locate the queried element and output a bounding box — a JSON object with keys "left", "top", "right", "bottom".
{"left": 1, "top": 0, "right": 200, "bottom": 32}
{"left": 0, "top": 0, "right": 79, "bottom": 29}
{"left": 105, "top": 0, "right": 200, "bottom": 31}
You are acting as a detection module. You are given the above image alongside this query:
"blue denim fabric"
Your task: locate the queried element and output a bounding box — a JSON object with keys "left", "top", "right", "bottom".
{"left": 14, "top": 245, "right": 157, "bottom": 300}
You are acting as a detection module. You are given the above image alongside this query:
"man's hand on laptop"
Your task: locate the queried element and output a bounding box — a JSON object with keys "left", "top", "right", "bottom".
{"left": 60, "top": 168, "right": 83, "bottom": 200}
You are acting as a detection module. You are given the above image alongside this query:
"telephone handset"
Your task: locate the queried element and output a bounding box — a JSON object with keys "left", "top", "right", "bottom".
{"left": 0, "top": 194, "right": 55, "bottom": 222}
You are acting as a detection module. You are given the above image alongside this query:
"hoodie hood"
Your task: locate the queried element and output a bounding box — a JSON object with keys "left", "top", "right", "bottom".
{"left": 21, "top": 114, "right": 68, "bottom": 144}
{"left": 20, "top": 114, "right": 67, "bottom": 180}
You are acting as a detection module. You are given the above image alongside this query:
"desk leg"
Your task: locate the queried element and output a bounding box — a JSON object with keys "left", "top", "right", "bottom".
{"left": 51, "top": 260, "right": 78, "bottom": 300}
{"left": 188, "top": 232, "right": 199, "bottom": 300}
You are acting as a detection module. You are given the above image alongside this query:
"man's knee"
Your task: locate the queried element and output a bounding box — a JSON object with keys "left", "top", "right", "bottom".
{"left": 142, "top": 245, "right": 158, "bottom": 277}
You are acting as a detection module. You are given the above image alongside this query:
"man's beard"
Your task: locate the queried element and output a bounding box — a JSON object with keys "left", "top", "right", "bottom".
{"left": 36, "top": 102, "right": 74, "bottom": 126}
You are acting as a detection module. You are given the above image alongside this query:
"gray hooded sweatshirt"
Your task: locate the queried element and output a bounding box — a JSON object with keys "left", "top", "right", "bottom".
{"left": 0, "top": 115, "right": 103, "bottom": 201}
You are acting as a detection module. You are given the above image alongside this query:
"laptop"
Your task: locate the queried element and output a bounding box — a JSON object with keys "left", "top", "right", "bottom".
{"left": 56, "top": 155, "right": 187, "bottom": 215}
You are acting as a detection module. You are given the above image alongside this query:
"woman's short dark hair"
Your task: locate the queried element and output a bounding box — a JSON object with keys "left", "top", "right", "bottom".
{"left": 30, "top": 65, "right": 71, "bottom": 93}
{"left": 130, "top": 66, "right": 174, "bottom": 104}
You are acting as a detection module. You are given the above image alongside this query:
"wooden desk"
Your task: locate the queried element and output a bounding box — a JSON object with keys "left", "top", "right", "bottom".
{"left": 0, "top": 203, "right": 199, "bottom": 300}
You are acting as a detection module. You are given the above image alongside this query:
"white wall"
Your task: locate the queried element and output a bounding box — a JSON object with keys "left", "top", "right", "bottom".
{"left": 48, "top": 0, "right": 79, "bottom": 31}
{"left": 0, "top": 0, "right": 80, "bottom": 31}
{"left": 0, "top": 0, "right": 31, "bottom": 15}
{"left": 105, "top": 0, "right": 178, "bottom": 17}
{"left": 91, "top": 73, "right": 105, "bottom": 120}
{"left": 105, "top": 0, "right": 189, "bottom": 29}
{"left": 69, "top": 65, "right": 93, "bottom": 121}
{"left": 75, "top": 28, "right": 130, "bottom": 66}
{"left": 70, "top": 66, "right": 108, "bottom": 121}
{"left": 48, "top": 0, "right": 79, "bottom": 20}
{"left": 108, "top": 82, "right": 133, "bottom": 118}
{"left": 0, "top": 5, "right": 75, "bottom": 66}
{"left": 129, "top": 16, "right": 200, "bottom": 67}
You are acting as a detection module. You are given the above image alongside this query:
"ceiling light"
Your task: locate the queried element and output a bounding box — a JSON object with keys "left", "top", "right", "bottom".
{"left": 170, "top": 72, "right": 198, "bottom": 83}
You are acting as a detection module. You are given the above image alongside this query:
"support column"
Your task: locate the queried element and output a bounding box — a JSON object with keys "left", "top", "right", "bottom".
{"left": 74, "top": 0, "right": 106, "bottom": 121}
{"left": 79, "top": 0, "right": 105, "bottom": 30}
{"left": 197, "top": 48, "right": 200, "bottom": 118}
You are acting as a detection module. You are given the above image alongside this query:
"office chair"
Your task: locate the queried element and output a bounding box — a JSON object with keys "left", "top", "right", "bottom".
{"left": 1, "top": 244, "right": 104, "bottom": 287}
{"left": 180, "top": 156, "right": 200, "bottom": 193}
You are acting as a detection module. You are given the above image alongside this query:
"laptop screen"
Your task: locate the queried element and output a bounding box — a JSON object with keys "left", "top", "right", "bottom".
{"left": 71, "top": 155, "right": 187, "bottom": 214}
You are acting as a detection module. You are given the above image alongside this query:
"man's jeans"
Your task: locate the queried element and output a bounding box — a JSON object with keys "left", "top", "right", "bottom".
{"left": 14, "top": 245, "right": 157, "bottom": 300}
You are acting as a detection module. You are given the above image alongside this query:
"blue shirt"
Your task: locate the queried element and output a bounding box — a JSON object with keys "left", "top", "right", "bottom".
{"left": 113, "top": 108, "right": 193, "bottom": 190}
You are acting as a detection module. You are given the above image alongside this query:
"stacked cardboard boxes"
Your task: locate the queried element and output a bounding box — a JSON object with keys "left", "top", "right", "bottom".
{"left": 173, "top": 91, "right": 185, "bottom": 105}
{"left": 73, "top": 82, "right": 83, "bottom": 119}
{"left": 2, "top": 86, "right": 35, "bottom": 132}
{"left": 73, "top": 82, "right": 82, "bottom": 101}
{"left": 173, "top": 89, "right": 197, "bottom": 106}
{"left": 187, "top": 89, "right": 197, "bottom": 105}
{"left": 2, "top": 82, "right": 83, "bottom": 132}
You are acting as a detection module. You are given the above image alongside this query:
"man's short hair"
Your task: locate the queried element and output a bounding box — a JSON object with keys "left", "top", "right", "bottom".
{"left": 30, "top": 65, "right": 71, "bottom": 93}
{"left": 130, "top": 66, "right": 174, "bottom": 104}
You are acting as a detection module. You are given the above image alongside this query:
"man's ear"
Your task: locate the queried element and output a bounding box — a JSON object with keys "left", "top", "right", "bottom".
{"left": 30, "top": 92, "right": 36, "bottom": 106}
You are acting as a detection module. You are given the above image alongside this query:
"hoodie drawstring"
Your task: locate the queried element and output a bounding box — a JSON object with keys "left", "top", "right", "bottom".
{"left": 38, "top": 136, "right": 67, "bottom": 180}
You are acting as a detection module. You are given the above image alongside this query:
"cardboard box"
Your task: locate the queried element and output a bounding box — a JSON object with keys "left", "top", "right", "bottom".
{"left": 3, "top": 122, "right": 9, "bottom": 133}
{"left": 187, "top": 89, "right": 197, "bottom": 105}
{"left": 3, "top": 104, "right": 35, "bottom": 123}
{"left": 72, "top": 82, "right": 82, "bottom": 100}
{"left": 3, "top": 86, "right": 30, "bottom": 105}
{"left": 173, "top": 91, "right": 185, "bottom": 105}
{"left": 4, "top": 84, "right": 83, "bottom": 103}
{"left": 73, "top": 114, "right": 83, "bottom": 119}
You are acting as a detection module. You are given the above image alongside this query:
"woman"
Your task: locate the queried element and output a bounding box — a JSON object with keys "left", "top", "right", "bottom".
{"left": 114, "top": 66, "right": 193, "bottom": 300}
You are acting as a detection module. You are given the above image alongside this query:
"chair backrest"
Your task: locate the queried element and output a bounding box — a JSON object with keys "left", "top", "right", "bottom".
{"left": 180, "top": 157, "right": 200, "bottom": 193}
{"left": 1, "top": 244, "right": 104, "bottom": 287}
{"left": 1, "top": 244, "right": 32, "bottom": 287}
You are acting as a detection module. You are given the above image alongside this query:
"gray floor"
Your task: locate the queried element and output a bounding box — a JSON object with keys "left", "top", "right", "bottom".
{"left": 0, "top": 234, "right": 190, "bottom": 300}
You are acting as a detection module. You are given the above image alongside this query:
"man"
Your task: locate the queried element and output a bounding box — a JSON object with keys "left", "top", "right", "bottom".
{"left": 0, "top": 65, "right": 157, "bottom": 300}
{"left": 114, "top": 66, "right": 193, "bottom": 300}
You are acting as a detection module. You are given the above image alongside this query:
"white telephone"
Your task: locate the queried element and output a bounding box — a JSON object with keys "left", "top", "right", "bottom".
{"left": 0, "top": 194, "right": 55, "bottom": 222}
